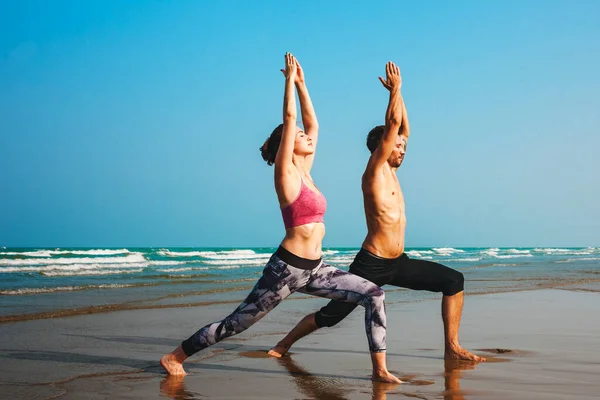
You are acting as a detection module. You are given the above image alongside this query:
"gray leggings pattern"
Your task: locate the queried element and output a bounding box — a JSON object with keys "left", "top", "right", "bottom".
{"left": 181, "top": 253, "right": 387, "bottom": 355}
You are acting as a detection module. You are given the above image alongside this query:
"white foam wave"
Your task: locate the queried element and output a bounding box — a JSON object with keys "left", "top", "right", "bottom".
{"left": 202, "top": 253, "right": 268, "bottom": 260}
{"left": 432, "top": 248, "right": 465, "bottom": 255}
{"left": 0, "top": 283, "right": 137, "bottom": 295}
{"left": 322, "top": 250, "right": 340, "bottom": 256}
{"left": 157, "top": 249, "right": 262, "bottom": 259}
{"left": 482, "top": 248, "right": 499, "bottom": 257}
{"left": 406, "top": 250, "right": 436, "bottom": 257}
{"left": 534, "top": 248, "right": 593, "bottom": 255}
{"left": 0, "top": 250, "right": 54, "bottom": 257}
{"left": 41, "top": 268, "right": 144, "bottom": 277}
{"left": 494, "top": 254, "right": 533, "bottom": 259}
{"left": 325, "top": 256, "right": 355, "bottom": 264}
{"left": 69, "top": 249, "right": 131, "bottom": 256}
{"left": 0, "top": 249, "right": 131, "bottom": 257}
{"left": 452, "top": 257, "right": 482, "bottom": 262}
{"left": 0, "top": 253, "right": 145, "bottom": 266}
{"left": 147, "top": 260, "right": 189, "bottom": 266}
{"left": 534, "top": 248, "right": 570, "bottom": 253}
{"left": 481, "top": 248, "right": 532, "bottom": 259}
{"left": 0, "top": 262, "right": 147, "bottom": 274}
{"left": 156, "top": 267, "right": 193, "bottom": 272}
{"left": 201, "top": 258, "right": 268, "bottom": 266}
{"left": 505, "top": 249, "right": 532, "bottom": 254}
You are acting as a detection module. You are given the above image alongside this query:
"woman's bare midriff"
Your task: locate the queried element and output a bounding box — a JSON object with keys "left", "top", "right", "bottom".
{"left": 280, "top": 222, "right": 325, "bottom": 260}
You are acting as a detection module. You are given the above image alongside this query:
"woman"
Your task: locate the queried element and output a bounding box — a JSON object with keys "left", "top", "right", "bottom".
{"left": 160, "top": 53, "right": 401, "bottom": 383}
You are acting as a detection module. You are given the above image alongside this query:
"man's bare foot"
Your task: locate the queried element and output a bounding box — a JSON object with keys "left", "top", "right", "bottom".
{"left": 267, "top": 344, "right": 289, "bottom": 358}
{"left": 445, "top": 345, "right": 486, "bottom": 362}
{"left": 372, "top": 369, "right": 403, "bottom": 384}
{"left": 161, "top": 353, "right": 187, "bottom": 376}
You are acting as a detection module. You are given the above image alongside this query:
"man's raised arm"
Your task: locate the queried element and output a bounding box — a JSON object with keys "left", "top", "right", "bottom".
{"left": 368, "top": 62, "right": 403, "bottom": 168}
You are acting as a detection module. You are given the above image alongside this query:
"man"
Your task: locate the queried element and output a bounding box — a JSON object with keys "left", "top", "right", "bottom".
{"left": 268, "top": 61, "right": 484, "bottom": 362}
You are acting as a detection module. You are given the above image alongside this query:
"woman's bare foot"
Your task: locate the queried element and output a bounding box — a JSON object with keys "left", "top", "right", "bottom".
{"left": 267, "top": 344, "right": 289, "bottom": 358}
{"left": 161, "top": 346, "right": 188, "bottom": 376}
{"left": 372, "top": 369, "right": 403, "bottom": 384}
{"left": 445, "top": 345, "right": 486, "bottom": 362}
{"left": 370, "top": 352, "right": 402, "bottom": 383}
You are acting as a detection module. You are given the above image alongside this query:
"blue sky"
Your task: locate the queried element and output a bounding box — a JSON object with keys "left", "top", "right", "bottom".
{"left": 1, "top": 0, "right": 599, "bottom": 248}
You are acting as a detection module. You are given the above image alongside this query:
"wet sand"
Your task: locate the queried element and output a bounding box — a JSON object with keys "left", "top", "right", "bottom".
{"left": 1, "top": 288, "right": 599, "bottom": 399}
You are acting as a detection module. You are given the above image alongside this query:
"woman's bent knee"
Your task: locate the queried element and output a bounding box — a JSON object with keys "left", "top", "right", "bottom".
{"left": 368, "top": 285, "right": 385, "bottom": 305}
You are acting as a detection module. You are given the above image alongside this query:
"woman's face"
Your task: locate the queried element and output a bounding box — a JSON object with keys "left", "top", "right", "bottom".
{"left": 294, "top": 127, "right": 314, "bottom": 155}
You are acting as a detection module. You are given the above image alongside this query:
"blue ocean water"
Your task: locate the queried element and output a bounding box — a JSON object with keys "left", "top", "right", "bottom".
{"left": 1, "top": 247, "right": 599, "bottom": 320}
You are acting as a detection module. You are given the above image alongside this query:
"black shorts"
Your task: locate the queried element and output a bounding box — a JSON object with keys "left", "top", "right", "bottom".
{"left": 314, "top": 248, "right": 464, "bottom": 328}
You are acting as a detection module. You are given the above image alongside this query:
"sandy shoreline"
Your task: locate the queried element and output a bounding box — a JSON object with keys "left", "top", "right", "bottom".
{"left": 1, "top": 288, "right": 599, "bottom": 399}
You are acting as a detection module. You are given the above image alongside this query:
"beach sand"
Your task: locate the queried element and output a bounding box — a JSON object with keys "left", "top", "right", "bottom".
{"left": 1, "top": 288, "right": 599, "bottom": 399}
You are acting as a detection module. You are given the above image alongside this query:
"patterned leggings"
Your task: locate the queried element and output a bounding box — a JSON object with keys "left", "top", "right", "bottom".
{"left": 181, "top": 252, "right": 387, "bottom": 356}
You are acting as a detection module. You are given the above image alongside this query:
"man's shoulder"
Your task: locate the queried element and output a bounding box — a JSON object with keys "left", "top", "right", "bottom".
{"left": 363, "top": 161, "right": 393, "bottom": 179}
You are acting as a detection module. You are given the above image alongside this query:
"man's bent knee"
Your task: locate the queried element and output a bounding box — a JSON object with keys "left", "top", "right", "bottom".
{"left": 315, "top": 310, "right": 345, "bottom": 328}
{"left": 443, "top": 270, "right": 464, "bottom": 296}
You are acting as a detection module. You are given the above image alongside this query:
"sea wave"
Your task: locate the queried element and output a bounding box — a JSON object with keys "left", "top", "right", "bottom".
{"left": 495, "top": 254, "right": 533, "bottom": 259}
{"left": 155, "top": 267, "right": 209, "bottom": 272}
{"left": 325, "top": 256, "right": 356, "bottom": 264}
{"left": 505, "top": 249, "right": 532, "bottom": 255}
{"left": 201, "top": 258, "right": 268, "bottom": 266}
{"left": 452, "top": 257, "right": 482, "bottom": 262}
{"left": 0, "top": 283, "right": 141, "bottom": 295}
{"left": 481, "top": 248, "right": 500, "bottom": 256}
{"left": 534, "top": 248, "right": 594, "bottom": 255}
{"left": 0, "top": 262, "right": 147, "bottom": 274}
{"left": 40, "top": 268, "right": 145, "bottom": 277}
{"left": 0, "top": 253, "right": 145, "bottom": 266}
{"left": 481, "top": 249, "right": 533, "bottom": 259}
{"left": 557, "top": 257, "right": 600, "bottom": 263}
{"left": 147, "top": 260, "right": 189, "bottom": 266}
{"left": 432, "top": 248, "right": 465, "bottom": 255}
{"left": 408, "top": 250, "right": 435, "bottom": 255}
{"left": 157, "top": 249, "right": 263, "bottom": 259}
{"left": 0, "top": 249, "right": 131, "bottom": 257}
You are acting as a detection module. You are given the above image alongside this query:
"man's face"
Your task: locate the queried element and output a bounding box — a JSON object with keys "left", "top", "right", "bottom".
{"left": 387, "top": 135, "right": 407, "bottom": 168}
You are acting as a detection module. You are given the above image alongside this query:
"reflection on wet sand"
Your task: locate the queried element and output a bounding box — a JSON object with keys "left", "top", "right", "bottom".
{"left": 277, "top": 356, "right": 349, "bottom": 400}
{"left": 159, "top": 351, "right": 499, "bottom": 399}
{"left": 277, "top": 356, "right": 400, "bottom": 400}
{"left": 160, "top": 375, "right": 197, "bottom": 400}
{"left": 370, "top": 382, "right": 404, "bottom": 400}
{"left": 442, "top": 349, "right": 511, "bottom": 399}
{"left": 443, "top": 359, "right": 479, "bottom": 400}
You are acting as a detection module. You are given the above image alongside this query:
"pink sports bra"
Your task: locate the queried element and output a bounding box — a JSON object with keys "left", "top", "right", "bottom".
{"left": 281, "top": 181, "right": 327, "bottom": 229}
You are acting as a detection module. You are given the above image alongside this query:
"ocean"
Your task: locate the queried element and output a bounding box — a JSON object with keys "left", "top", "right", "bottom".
{"left": 1, "top": 247, "right": 599, "bottom": 322}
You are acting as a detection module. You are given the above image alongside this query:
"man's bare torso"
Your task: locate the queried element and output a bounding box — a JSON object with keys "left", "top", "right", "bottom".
{"left": 361, "top": 163, "right": 406, "bottom": 259}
